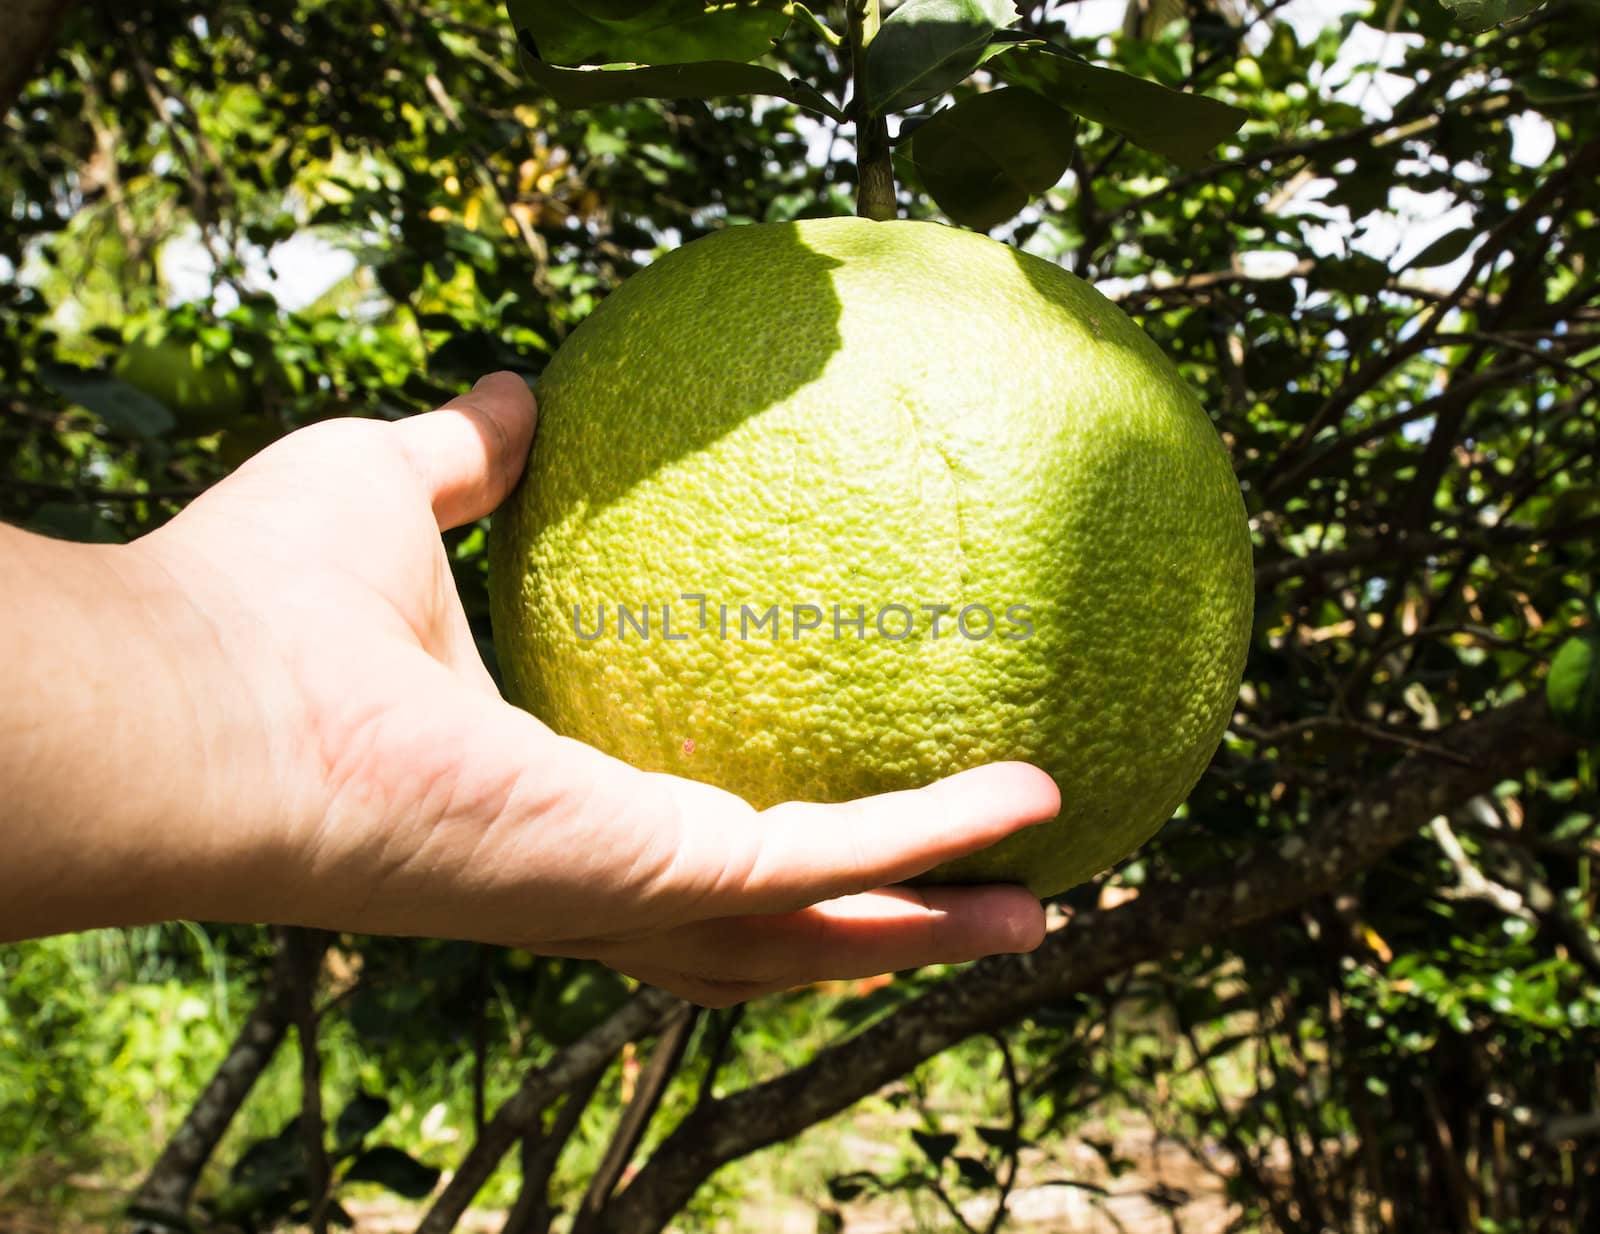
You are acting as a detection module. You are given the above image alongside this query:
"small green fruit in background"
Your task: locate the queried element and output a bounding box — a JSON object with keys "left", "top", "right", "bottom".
{"left": 115, "top": 334, "right": 250, "bottom": 435}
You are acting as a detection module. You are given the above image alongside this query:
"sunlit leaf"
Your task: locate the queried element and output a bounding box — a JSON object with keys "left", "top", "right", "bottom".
{"left": 862, "top": 0, "right": 1018, "bottom": 115}
{"left": 507, "top": 0, "right": 791, "bottom": 67}
{"left": 1436, "top": 0, "right": 1546, "bottom": 31}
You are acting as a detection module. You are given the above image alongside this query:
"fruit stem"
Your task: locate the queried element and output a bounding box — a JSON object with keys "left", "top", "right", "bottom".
{"left": 847, "top": 0, "right": 895, "bottom": 221}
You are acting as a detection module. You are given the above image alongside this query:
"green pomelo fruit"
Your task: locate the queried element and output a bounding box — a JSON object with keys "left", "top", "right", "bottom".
{"left": 115, "top": 336, "right": 249, "bottom": 434}
{"left": 489, "top": 217, "right": 1253, "bottom": 897}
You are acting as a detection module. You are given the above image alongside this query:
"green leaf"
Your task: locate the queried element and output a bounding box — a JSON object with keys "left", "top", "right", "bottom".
{"left": 1407, "top": 226, "right": 1479, "bottom": 270}
{"left": 343, "top": 1146, "right": 441, "bottom": 1199}
{"left": 1132, "top": 0, "right": 1190, "bottom": 40}
{"left": 518, "top": 43, "right": 845, "bottom": 120}
{"left": 332, "top": 1092, "right": 390, "bottom": 1156}
{"left": 911, "top": 1129, "right": 959, "bottom": 1164}
{"left": 507, "top": 0, "right": 791, "bottom": 67}
{"left": 1435, "top": 0, "right": 1546, "bottom": 32}
{"left": 910, "top": 87, "right": 1076, "bottom": 231}
{"left": 992, "top": 45, "right": 1245, "bottom": 167}
{"left": 1547, "top": 632, "right": 1600, "bottom": 739}
{"left": 41, "top": 364, "right": 175, "bottom": 438}
{"left": 862, "top": 0, "right": 1019, "bottom": 115}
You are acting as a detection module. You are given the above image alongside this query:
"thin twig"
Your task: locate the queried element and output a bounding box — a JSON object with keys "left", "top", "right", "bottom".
{"left": 573, "top": 1003, "right": 700, "bottom": 1232}
{"left": 415, "top": 986, "right": 683, "bottom": 1234}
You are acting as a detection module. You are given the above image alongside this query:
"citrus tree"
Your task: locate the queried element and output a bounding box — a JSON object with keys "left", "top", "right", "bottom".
{"left": 2, "top": 1, "right": 1597, "bottom": 1231}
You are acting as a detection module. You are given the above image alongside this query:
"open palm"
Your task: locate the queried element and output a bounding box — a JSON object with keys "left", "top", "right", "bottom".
{"left": 140, "top": 373, "right": 1057, "bottom": 1004}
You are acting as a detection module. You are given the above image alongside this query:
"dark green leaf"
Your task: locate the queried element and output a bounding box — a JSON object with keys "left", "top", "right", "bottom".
{"left": 993, "top": 45, "right": 1245, "bottom": 166}
{"left": 1407, "top": 226, "right": 1479, "bottom": 270}
{"left": 208, "top": 1180, "right": 296, "bottom": 1225}
{"left": 953, "top": 1154, "right": 997, "bottom": 1188}
{"left": 41, "top": 364, "right": 175, "bottom": 438}
{"left": 827, "top": 1171, "right": 880, "bottom": 1202}
{"left": 911, "top": 87, "right": 1076, "bottom": 230}
{"left": 229, "top": 1122, "right": 305, "bottom": 1190}
{"left": 518, "top": 45, "right": 845, "bottom": 120}
{"left": 507, "top": 0, "right": 790, "bottom": 67}
{"left": 975, "top": 1124, "right": 1026, "bottom": 1152}
{"left": 333, "top": 1092, "right": 390, "bottom": 1155}
{"left": 1318, "top": 254, "right": 1391, "bottom": 296}
{"left": 343, "top": 1146, "right": 441, "bottom": 1199}
{"left": 862, "top": 0, "right": 1018, "bottom": 115}
{"left": 911, "top": 1129, "right": 959, "bottom": 1164}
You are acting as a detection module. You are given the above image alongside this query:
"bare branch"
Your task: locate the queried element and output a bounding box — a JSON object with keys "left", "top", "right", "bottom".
{"left": 1427, "top": 816, "right": 1533, "bottom": 920}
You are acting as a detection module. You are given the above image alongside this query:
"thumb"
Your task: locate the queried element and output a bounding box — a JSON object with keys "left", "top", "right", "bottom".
{"left": 392, "top": 371, "right": 538, "bottom": 530}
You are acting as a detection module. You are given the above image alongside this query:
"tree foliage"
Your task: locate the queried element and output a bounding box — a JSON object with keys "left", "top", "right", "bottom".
{"left": 2, "top": 0, "right": 1598, "bottom": 1231}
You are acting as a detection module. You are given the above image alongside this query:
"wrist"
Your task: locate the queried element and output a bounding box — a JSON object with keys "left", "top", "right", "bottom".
{"left": 114, "top": 528, "right": 310, "bottom": 927}
{"left": 0, "top": 523, "right": 297, "bottom": 936}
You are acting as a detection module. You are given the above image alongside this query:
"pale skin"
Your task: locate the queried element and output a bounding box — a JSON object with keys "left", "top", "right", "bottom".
{"left": 0, "top": 372, "right": 1058, "bottom": 1006}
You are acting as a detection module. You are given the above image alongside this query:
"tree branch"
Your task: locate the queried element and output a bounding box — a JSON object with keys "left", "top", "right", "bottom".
{"left": 126, "top": 935, "right": 331, "bottom": 1232}
{"left": 0, "top": 0, "right": 78, "bottom": 116}
{"left": 500, "top": 1067, "right": 608, "bottom": 1234}
{"left": 1252, "top": 514, "right": 1600, "bottom": 589}
{"left": 281, "top": 928, "right": 333, "bottom": 1234}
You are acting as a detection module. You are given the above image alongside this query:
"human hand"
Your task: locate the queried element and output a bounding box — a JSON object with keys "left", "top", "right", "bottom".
{"left": 6, "top": 374, "right": 1056, "bottom": 1004}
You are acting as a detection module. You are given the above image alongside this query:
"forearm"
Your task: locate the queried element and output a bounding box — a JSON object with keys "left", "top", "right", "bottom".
{"left": 0, "top": 522, "right": 283, "bottom": 938}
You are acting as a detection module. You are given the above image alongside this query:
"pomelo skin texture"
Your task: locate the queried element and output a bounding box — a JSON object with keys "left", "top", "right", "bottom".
{"left": 489, "top": 218, "right": 1253, "bottom": 898}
